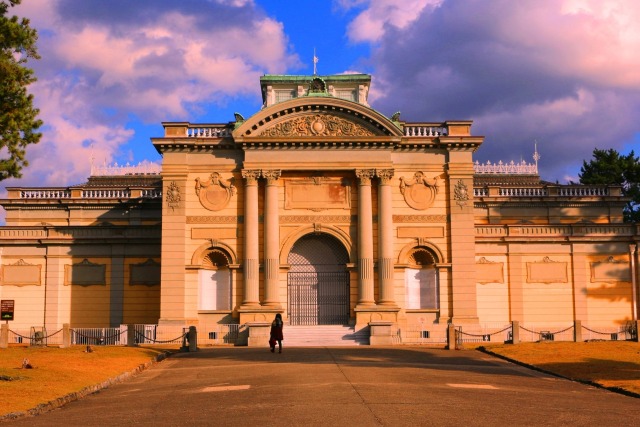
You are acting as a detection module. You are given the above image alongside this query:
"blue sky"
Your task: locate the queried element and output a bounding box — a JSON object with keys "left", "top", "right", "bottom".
{"left": 6, "top": 0, "right": 640, "bottom": 197}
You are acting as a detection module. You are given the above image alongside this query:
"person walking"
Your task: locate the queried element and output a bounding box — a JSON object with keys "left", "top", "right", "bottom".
{"left": 270, "top": 313, "right": 284, "bottom": 353}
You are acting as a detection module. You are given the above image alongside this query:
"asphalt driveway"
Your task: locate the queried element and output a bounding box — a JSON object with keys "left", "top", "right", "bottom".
{"left": 5, "top": 347, "right": 638, "bottom": 426}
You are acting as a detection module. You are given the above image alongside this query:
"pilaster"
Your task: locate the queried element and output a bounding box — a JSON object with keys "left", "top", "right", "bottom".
{"left": 447, "top": 153, "right": 479, "bottom": 323}
{"left": 159, "top": 174, "right": 189, "bottom": 324}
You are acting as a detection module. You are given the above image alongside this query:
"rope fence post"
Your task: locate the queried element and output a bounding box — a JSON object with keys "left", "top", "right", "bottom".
{"left": 188, "top": 326, "right": 198, "bottom": 352}
{"left": 632, "top": 320, "right": 639, "bottom": 342}
{"left": 446, "top": 324, "right": 456, "bottom": 350}
{"left": 0, "top": 323, "right": 7, "bottom": 348}
{"left": 127, "top": 325, "right": 137, "bottom": 347}
{"left": 573, "top": 320, "right": 582, "bottom": 342}
{"left": 61, "top": 324, "right": 71, "bottom": 348}
{"left": 511, "top": 321, "right": 520, "bottom": 344}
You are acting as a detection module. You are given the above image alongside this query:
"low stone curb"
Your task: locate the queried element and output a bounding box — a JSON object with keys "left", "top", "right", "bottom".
{"left": 477, "top": 346, "right": 640, "bottom": 400}
{"left": 0, "top": 350, "right": 173, "bottom": 422}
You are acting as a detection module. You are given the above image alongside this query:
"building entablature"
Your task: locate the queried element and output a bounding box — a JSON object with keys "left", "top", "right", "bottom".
{"left": 475, "top": 223, "right": 638, "bottom": 240}
{"left": 0, "top": 224, "right": 161, "bottom": 243}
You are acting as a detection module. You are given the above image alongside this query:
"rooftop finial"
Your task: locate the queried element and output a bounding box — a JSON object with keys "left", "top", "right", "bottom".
{"left": 533, "top": 140, "right": 541, "bottom": 170}
{"left": 313, "top": 49, "right": 319, "bottom": 75}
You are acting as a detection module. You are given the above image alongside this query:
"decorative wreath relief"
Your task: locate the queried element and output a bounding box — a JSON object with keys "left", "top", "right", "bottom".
{"left": 454, "top": 179, "right": 469, "bottom": 208}
{"left": 195, "top": 172, "right": 236, "bottom": 211}
{"left": 399, "top": 172, "right": 441, "bottom": 210}
{"left": 166, "top": 181, "right": 181, "bottom": 210}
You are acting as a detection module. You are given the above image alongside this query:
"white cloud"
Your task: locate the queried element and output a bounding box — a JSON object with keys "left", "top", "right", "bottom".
{"left": 344, "top": 0, "right": 443, "bottom": 43}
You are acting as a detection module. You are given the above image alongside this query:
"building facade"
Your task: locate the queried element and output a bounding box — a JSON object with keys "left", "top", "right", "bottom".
{"left": 1, "top": 74, "right": 638, "bottom": 343}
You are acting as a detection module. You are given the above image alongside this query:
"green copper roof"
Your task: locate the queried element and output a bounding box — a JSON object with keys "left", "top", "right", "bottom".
{"left": 260, "top": 74, "right": 371, "bottom": 84}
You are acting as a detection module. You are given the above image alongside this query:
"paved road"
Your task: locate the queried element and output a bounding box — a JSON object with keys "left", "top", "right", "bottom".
{"left": 5, "top": 347, "right": 638, "bottom": 426}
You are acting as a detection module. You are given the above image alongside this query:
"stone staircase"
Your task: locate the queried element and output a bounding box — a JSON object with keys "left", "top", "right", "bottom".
{"left": 282, "top": 325, "right": 369, "bottom": 347}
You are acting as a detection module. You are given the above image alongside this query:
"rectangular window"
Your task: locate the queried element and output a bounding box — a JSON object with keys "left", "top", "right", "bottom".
{"left": 199, "top": 269, "right": 231, "bottom": 310}
{"left": 335, "top": 88, "right": 357, "bottom": 102}
{"left": 405, "top": 268, "right": 439, "bottom": 309}
{"left": 275, "top": 89, "right": 296, "bottom": 103}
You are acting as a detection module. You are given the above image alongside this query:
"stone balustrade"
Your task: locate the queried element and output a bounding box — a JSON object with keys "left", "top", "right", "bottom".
{"left": 186, "top": 126, "right": 232, "bottom": 138}
{"left": 16, "top": 188, "right": 161, "bottom": 200}
{"left": 403, "top": 124, "right": 448, "bottom": 137}
{"left": 474, "top": 185, "right": 612, "bottom": 198}
{"left": 20, "top": 190, "right": 71, "bottom": 199}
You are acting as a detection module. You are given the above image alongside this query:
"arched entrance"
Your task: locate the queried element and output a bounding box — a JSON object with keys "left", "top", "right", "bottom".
{"left": 287, "top": 233, "right": 350, "bottom": 325}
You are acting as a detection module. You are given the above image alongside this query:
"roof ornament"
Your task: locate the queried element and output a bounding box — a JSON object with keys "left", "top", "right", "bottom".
{"left": 313, "top": 48, "right": 319, "bottom": 75}
{"left": 533, "top": 140, "right": 541, "bottom": 170}
{"left": 234, "top": 112, "right": 245, "bottom": 129}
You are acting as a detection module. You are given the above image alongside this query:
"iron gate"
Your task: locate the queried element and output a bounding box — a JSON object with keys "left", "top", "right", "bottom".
{"left": 287, "top": 271, "right": 350, "bottom": 325}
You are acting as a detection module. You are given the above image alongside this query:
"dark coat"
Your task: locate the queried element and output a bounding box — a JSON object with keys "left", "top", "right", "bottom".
{"left": 270, "top": 321, "right": 284, "bottom": 341}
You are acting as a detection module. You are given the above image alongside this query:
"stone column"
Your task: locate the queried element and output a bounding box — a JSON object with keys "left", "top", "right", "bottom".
{"left": 241, "top": 170, "right": 261, "bottom": 307}
{"left": 262, "top": 170, "right": 281, "bottom": 308}
{"left": 356, "top": 169, "right": 375, "bottom": 306}
{"left": 376, "top": 169, "right": 396, "bottom": 306}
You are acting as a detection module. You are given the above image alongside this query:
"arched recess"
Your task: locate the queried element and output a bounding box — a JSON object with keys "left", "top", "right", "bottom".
{"left": 191, "top": 241, "right": 238, "bottom": 267}
{"left": 397, "top": 241, "right": 445, "bottom": 266}
{"left": 191, "top": 243, "right": 237, "bottom": 311}
{"left": 280, "top": 224, "right": 354, "bottom": 266}
{"left": 397, "top": 243, "right": 443, "bottom": 311}
{"left": 233, "top": 96, "right": 404, "bottom": 140}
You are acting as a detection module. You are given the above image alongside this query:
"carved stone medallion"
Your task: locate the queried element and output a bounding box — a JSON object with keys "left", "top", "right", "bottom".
{"left": 399, "top": 172, "right": 440, "bottom": 210}
{"left": 195, "top": 172, "right": 236, "bottom": 211}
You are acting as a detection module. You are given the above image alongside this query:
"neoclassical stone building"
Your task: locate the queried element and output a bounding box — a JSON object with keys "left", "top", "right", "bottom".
{"left": 1, "top": 73, "right": 638, "bottom": 342}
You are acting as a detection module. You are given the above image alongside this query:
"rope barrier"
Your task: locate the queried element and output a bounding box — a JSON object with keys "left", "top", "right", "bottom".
{"left": 134, "top": 330, "right": 186, "bottom": 344}
{"left": 457, "top": 326, "right": 511, "bottom": 337}
{"left": 8, "top": 329, "right": 63, "bottom": 340}
{"left": 71, "top": 329, "right": 127, "bottom": 342}
{"left": 581, "top": 325, "right": 617, "bottom": 335}
{"left": 520, "top": 325, "right": 573, "bottom": 335}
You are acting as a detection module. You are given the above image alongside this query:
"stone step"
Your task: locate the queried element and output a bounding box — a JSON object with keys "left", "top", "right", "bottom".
{"left": 282, "top": 325, "right": 369, "bottom": 347}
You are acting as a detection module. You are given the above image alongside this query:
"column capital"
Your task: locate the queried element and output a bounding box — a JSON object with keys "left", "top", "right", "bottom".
{"left": 262, "top": 169, "right": 282, "bottom": 185}
{"left": 356, "top": 169, "right": 375, "bottom": 185}
{"left": 242, "top": 169, "right": 261, "bottom": 185}
{"left": 376, "top": 169, "right": 394, "bottom": 185}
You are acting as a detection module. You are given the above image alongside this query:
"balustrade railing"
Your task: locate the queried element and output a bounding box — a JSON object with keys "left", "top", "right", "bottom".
{"left": 82, "top": 189, "right": 131, "bottom": 198}
{"left": 499, "top": 187, "right": 547, "bottom": 197}
{"left": 187, "top": 126, "right": 232, "bottom": 138}
{"left": 474, "top": 186, "right": 611, "bottom": 198}
{"left": 141, "top": 189, "right": 162, "bottom": 198}
{"left": 403, "top": 125, "right": 447, "bottom": 137}
{"left": 20, "top": 190, "right": 71, "bottom": 199}
{"left": 559, "top": 187, "right": 608, "bottom": 196}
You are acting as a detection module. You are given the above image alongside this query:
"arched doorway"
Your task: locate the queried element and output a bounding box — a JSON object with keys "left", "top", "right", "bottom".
{"left": 287, "top": 233, "right": 350, "bottom": 325}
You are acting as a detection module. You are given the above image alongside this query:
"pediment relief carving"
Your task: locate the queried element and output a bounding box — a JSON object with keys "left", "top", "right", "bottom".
{"left": 260, "top": 113, "right": 376, "bottom": 137}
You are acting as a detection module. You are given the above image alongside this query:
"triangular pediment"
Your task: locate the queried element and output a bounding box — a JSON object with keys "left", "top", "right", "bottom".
{"left": 233, "top": 97, "right": 403, "bottom": 140}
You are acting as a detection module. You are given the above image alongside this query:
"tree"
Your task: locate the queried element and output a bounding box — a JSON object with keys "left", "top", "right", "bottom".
{"left": 579, "top": 148, "right": 640, "bottom": 223}
{"left": 0, "top": 0, "right": 42, "bottom": 180}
